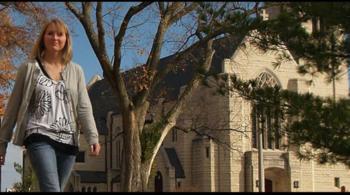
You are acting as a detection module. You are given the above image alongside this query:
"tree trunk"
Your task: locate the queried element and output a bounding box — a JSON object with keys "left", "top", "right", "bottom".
{"left": 120, "top": 110, "right": 142, "bottom": 192}
{"left": 140, "top": 162, "right": 152, "bottom": 192}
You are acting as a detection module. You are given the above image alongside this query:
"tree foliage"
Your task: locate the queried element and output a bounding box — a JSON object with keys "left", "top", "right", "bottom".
{"left": 0, "top": 2, "right": 49, "bottom": 115}
{"left": 11, "top": 162, "right": 36, "bottom": 192}
{"left": 213, "top": 72, "right": 350, "bottom": 167}
{"left": 249, "top": 2, "right": 350, "bottom": 165}
{"left": 251, "top": 2, "right": 350, "bottom": 84}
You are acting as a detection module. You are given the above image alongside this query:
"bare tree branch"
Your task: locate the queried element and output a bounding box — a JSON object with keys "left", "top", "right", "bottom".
{"left": 158, "top": 2, "right": 165, "bottom": 16}
{"left": 112, "top": 2, "right": 152, "bottom": 75}
{"left": 164, "top": 2, "right": 182, "bottom": 18}
{"left": 134, "top": 10, "right": 172, "bottom": 106}
{"left": 96, "top": 2, "right": 108, "bottom": 56}
{"left": 135, "top": 2, "right": 207, "bottom": 107}
{"left": 65, "top": 2, "right": 84, "bottom": 21}
{"left": 66, "top": 2, "right": 127, "bottom": 111}
{"left": 103, "top": 2, "right": 152, "bottom": 111}
{"left": 0, "top": 4, "right": 9, "bottom": 12}
{"left": 168, "top": 3, "right": 198, "bottom": 25}
{"left": 145, "top": 39, "right": 215, "bottom": 180}
{"left": 82, "top": 2, "right": 92, "bottom": 17}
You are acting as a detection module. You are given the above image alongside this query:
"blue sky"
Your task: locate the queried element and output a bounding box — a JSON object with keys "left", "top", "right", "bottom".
{"left": 71, "top": 24, "right": 103, "bottom": 83}
{"left": 66, "top": 2, "right": 196, "bottom": 82}
{"left": 1, "top": 144, "right": 22, "bottom": 192}
{"left": 68, "top": 3, "right": 153, "bottom": 83}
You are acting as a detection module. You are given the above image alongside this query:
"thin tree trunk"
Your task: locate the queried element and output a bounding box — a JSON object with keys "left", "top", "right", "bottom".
{"left": 121, "top": 110, "right": 142, "bottom": 192}
{"left": 140, "top": 162, "right": 151, "bottom": 192}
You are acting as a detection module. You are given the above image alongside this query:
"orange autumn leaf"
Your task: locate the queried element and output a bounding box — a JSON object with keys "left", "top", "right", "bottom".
{"left": 0, "top": 2, "right": 49, "bottom": 116}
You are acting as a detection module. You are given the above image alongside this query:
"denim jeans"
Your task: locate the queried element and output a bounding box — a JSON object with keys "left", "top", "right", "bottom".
{"left": 27, "top": 141, "right": 76, "bottom": 192}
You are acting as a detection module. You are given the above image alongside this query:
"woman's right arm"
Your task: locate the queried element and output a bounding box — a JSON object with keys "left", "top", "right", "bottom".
{"left": 0, "top": 63, "right": 27, "bottom": 157}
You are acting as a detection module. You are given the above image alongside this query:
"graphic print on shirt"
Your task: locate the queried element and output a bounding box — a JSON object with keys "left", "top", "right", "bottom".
{"left": 55, "top": 82, "right": 69, "bottom": 103}
{"left": 37, "top": 74, "right": 54, "bottom": 87}
{"left": 31, "top": 90, "right": 52, "bottom": 120}
{"left": 50, "top": 117, "right": 71, "bottom": 132}
{"left": 50, "top": 117, "right": 73, "bottom": 141}
{"left": 26, "top": 71, "right": 75, "bottom": 145}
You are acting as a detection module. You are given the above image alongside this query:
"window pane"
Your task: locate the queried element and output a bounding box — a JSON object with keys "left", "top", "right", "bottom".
{"left": 76, "top": 151, "right": 85, "bottom": 163}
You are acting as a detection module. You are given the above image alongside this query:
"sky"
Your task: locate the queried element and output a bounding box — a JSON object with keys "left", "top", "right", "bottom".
{"left": 71, "top": 27, "right": 103, "bottom": 83}
{"left": 1, "top": 143, "right": 22, "bottom": 192}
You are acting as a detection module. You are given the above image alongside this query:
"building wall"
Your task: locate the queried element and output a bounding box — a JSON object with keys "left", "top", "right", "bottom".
{"left": 151, "top": 33, "right": 350, "bottom": 192}
{"left": 74, "top": 135, "right": 106, "bottom": 171}
{"left": 225, "top": 34, "right": 350, "bottom": 192}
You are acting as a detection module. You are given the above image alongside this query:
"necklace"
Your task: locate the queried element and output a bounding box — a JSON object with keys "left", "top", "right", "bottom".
{"left": 42, "top": 60, "right": 65, "bottom": 81}
{"left": 43, "top": 60, "right": 65, "bottom": 73}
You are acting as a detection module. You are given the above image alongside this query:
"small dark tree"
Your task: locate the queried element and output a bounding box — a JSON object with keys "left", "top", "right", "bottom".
{"left": 11, "top": 162, "right": 37, "bottom": 192}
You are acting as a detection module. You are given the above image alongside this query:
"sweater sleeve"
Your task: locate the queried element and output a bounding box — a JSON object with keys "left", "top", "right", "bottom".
{"left": 0, "top": 63, "right": 27, "bottom": 155}
{"left": 76, "top": 65, "right": 99, "bottom": 145}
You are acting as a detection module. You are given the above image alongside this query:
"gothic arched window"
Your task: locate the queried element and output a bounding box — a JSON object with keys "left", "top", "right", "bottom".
{"left": 154, "top": 171, "right": 163, "bottom": 192}
{"left": 251, "top": 72, "right": 282, "bottom": 150}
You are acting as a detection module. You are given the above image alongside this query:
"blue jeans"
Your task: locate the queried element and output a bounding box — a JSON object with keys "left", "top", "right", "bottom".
{"left": 27, "top": 141, "right": 76, "bottom": 192}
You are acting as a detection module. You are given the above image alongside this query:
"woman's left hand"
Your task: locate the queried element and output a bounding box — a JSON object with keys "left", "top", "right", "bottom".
{"left": 90, "top": 143, "right": 101, "bottom": 156}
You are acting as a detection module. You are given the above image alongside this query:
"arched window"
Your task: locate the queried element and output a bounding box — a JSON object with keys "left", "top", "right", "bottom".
{"left": 154, "top": 171, "right": 163, "bottom": 192}
{"left": 87, "top": 187, "right": 92, "bottom": 192}
{"left": 256, "top": 72, "right": 278, "bottom": 87}
{"left": 251, "top": 72, "right": 282, "bottom": 150}
{"left": 93, "top": 186, "right": 97, "bottom": 192}
{"left": 81, "top": 187, "right": 86, "bottom": 192}
{"left": 172, "top": 128, "right": 177, "bottom": 142}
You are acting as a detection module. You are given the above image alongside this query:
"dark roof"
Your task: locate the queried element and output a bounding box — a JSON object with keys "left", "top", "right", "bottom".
{"left": 75, "top": 171, "right": 107, "bottom": 183}
{"left": 164, "top": 147, "right": 185, "bottom": 179}
{"left": 88, "top": 35, "right": 245, "bottom": 133}
{"left": 88, "top": 79, "right": 118, "bottom": 135}
{"left": 150, "top": 35, "right": 244, "bottom": 102}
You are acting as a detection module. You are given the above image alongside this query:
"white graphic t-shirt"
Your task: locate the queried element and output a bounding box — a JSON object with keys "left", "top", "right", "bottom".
{"left": 25, "top": 65, "right": 75, "bottom": 146}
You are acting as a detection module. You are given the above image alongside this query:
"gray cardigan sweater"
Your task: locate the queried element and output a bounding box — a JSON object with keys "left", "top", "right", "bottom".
{"left": 0, "top": 60, "right": 99, "bottom": 155}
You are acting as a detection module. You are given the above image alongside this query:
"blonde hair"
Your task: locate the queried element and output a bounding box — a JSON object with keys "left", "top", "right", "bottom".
{"left": 31, "top": 18, "right": 72, "bottom": 65}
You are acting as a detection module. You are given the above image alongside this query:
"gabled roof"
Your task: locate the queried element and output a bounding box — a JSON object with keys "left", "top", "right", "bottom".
{"left": 87, "top": 74, "right": 102, "bottom": 90}
{"left": 164, "top": 147, "right": 185, "bottom": 179}
{"left": 88, "top": 78, "right": 117, "bottom": 135}
{"left": 88, "top": 35, "right": 245, "bottom": 134}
